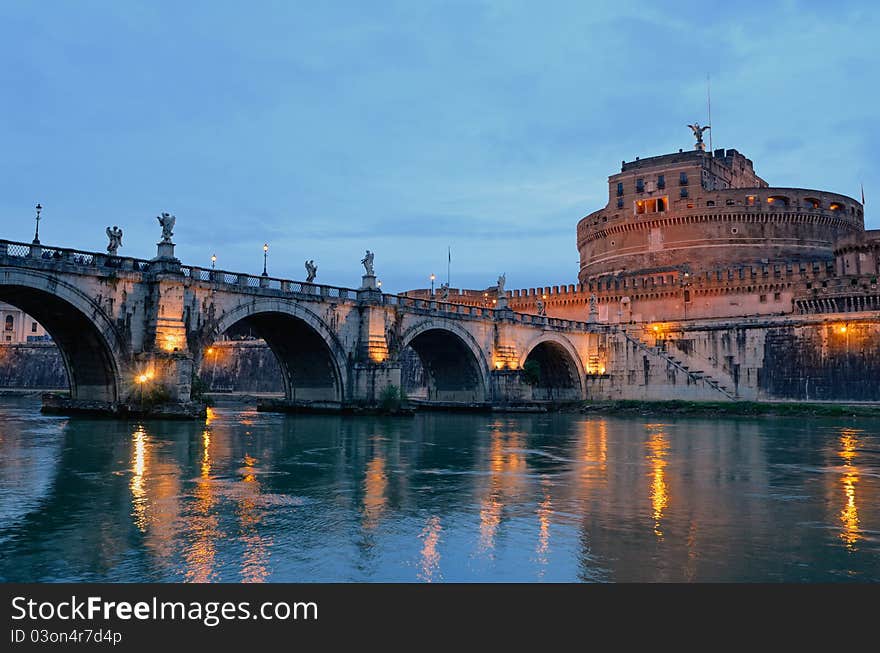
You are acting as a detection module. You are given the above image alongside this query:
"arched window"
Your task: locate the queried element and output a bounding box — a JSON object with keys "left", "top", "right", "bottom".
{"left": 4, "top": 315, "right": 13, "bottom": 331}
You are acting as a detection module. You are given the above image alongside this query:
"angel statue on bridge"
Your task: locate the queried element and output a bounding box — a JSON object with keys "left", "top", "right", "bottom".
{"left": 361, "top": 250, "right": 375, "bottom": 276}
{"left": 157, "top": 212, "right": 176, "bottom": 243}
{"left": 687, "top": 122, "right": 710, "bottom": 150}
{"left": 496, "top": 272, "right": 506, "bottom": 297}
{"left": 105, "top": 225, "right": 123, "bottom": 256}
{"left": 305, "top": 259, "right": 317, "bottom": 283}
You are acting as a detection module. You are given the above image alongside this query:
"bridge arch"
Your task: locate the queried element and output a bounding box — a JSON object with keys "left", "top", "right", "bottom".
{"left": 519, "top": 333, "right": 585, "bottom": 401}
{"left": 0, "top": 269, "right": 125, "bottom": 402}
{"left": 399, "top": 320, "right": 490, "bottom": 404}
{"left": 204, "top": 299, "right": 348, "bottom": 404}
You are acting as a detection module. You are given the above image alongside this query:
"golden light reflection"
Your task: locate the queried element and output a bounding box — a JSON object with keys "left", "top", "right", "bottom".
{"left": 535, "top": 479, "right": 553, "bottom": 575}
{"left": 478, "top": 423, "right": 527, "bottom": 556}
{"left": 577, "top": 419, "right": 608, "bottom": 496}
{"left": 185, "top": 426, "right": 219, "bottom": 582}
{"left": 418, "top": 516, "right": 442, "bottom": 582}
{"left": 362, "top": 441, "right": 388, "bottom": 531}
{"left": 646, "top": 424, "right": 669, "bottom": 538}
{"left": 238, "top": 452, "right": 271, "bottom": 582}
{"left": 838, "top": 429, "right": 861, "bottom": 549}
{"left": 130, "top": 427, "right": 148, "bottom": 532}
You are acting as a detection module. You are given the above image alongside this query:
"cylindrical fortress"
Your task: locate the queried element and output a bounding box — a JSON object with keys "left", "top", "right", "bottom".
{"left": 577, "top": 148, "right": 864, "bottom": 282}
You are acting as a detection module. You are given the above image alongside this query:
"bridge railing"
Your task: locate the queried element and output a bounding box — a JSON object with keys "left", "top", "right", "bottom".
{"left": 178, "top": 264, "right": 358, "bottom": 298}
{"left": 0, "top": 238, "right": 153, "bottom": 270}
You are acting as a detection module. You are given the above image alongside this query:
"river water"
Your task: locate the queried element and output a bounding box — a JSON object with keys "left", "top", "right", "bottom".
{"left": 1, "top": 395, "right": 878, "bottom": 582}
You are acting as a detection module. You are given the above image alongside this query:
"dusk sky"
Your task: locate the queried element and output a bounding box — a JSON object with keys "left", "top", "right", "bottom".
{"left": 2, "top": 1, "right": 878, "bottom": 293}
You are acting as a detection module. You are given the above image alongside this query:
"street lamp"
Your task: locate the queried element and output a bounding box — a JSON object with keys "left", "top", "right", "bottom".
{"left": 377, "top": 280, "right": 382, "bottom": 289}
{"left": 262, "top": 243, "right": 269, "bottom": 277}
{"left": 33, "top": 203, "right": 42, "bottom": 244}
{"left": 430, "top": 273, "right": 435, "bottom": 295}
{"left": 211, "top": 254, "right": 217, "bottom": 270}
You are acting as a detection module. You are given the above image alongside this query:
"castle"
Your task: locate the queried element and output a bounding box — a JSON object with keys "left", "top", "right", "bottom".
{"left": 402, "top": 132, "right": 880, "bottom": 402}
{"left": 409, "top": 134, "right": 878, "bottom": 326}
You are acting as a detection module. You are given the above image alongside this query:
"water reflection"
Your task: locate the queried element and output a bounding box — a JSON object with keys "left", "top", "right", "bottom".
{"left": 1, "top": 397, "right": 879, "bottom": 582}
{"left": 838, "top": 428, "right": 861, "bottom": 550}
{"left": 362, "top": 437, "right": 388, "bottom": 531}
{"left": 645, "top": 424, "right": 669, "bottom": 538}
{"left": 418, "top": 516, "right": 442, "bottom": 582}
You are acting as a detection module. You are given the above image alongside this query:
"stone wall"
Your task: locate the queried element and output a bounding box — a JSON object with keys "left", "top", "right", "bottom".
{"left": 0, "top": 344, "right": 66, "bottom": 389}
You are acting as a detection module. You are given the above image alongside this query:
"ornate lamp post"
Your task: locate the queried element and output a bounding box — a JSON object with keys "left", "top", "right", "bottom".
{"left": 33, "top": 203, "right": 42, "bottom": 244}
{"left": 262, "top": 243, "right": 269, "bottom": 277}
{"left": 211, "top": 254, "right": 217, "bottom": 270}
{"left": 430, "top": 273, "right": 435, "bottom": 296}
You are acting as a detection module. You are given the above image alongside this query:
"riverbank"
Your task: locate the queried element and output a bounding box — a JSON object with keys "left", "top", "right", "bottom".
{"left": 579, "top": 399, "right": 880, "bottom": 418}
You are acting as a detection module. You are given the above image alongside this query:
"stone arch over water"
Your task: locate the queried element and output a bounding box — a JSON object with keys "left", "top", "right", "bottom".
{"left": 400, "top": 322, "right": 489, "bottom": 404}
{"left": 206, "top": 300, "right": 348, "bottom": 404}
{"left": 0, "top": 270, "right": 124, "bottom": 402}
{"left": 520, "top": 334, "right": 584, "bottom": 401}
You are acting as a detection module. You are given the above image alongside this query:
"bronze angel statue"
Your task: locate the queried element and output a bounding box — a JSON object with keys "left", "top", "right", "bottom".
{"left": 687, "top": 122, "right": 710, "bottom": 150}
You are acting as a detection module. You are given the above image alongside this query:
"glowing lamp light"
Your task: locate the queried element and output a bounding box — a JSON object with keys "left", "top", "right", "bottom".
{"left": 599, "top": 366, "right": 606, "bottom": 375}
{"left": 652, "top": 325, "right": 660, "bottom": 332}
{"left": 137, "top": 374, "right": 148, "bottom": 384}
{"left": 838, "top": 326, "right": 848, "bottom": 334}
{"left": 207, "top": 347, "right": 215, "bottom": 355}
{"left": 494, "top": 361, "right": 503, "bottom": 370}
{"left": 146, "top": 371, "right": 154, "bottom": 380}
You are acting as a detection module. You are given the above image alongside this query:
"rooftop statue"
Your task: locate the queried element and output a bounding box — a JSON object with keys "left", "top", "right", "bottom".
{"left": 361, "top": 250, "right": 375, "bottom": 276}
{"left": 687, "top": 122, "right": 711, "bottom": 151}
{"left": 305, "top": 259, "right": 317, "bottom": 283}
{"left": 105, "top": 225, "right": 123, "bottom": 255}
{"left": 496, "top": 272, "right": 506, "bottom": 297}
{"left": 157, "top": 212, "right": 175, "bottom": 243}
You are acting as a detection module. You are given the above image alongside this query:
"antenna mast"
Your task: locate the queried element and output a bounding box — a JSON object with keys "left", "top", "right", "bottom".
{"left": 707, "top": 73, "right": 713, "bottom": 153}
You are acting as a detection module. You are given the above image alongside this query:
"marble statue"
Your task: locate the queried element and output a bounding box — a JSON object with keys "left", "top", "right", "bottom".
{"left": 105, "top": 225, "right": 123, "bottom": 255}
{"left": 589, "top": 293, "right": 598, "bottom": 312}
{"left": 687, "top": 122, "right": 710, "bottom": 150}
{"left": 361, "top": 250, "right": 375, "bottom": 276}
{"left": 305, "top": 259, "right": 317, "bottom": 283}
{"left": 157, "top": 212, "right": 175, "bottom": 243}
{"left": 496, "top": 273, "right": 506, "bottom": 296}
{"left": 536, "top": 298, "right": 546, "bottom": 316}
{"left": 438, "top": 282, "right": 450, "bottom": 301}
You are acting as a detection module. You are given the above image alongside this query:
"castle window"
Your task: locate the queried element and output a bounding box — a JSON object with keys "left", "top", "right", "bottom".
{"left": 804, "top": 197, "right": 821, "bottom": 209}
{"left": 634, "top": 197, "right": 667, "bottom": 215}
{"left": 679, "top": 172, "right": 688, "bottom": 185}
{"left": 680, "top": 188, "right": 689, "bottom": 199}
{"left": 774, "top": 292, "right": 781, "bottom": 302}
{"left": 684, "top": 289, "right": 691, "bottom": 303}
{"left": 657, "top": 175, "right": 665, "bottom": 189}
{"left": 4, "top": 316, "right": 13, "bottom": 331}
{"left": 31, "top": 322, "right": 37, "bottom": 333}
{"left": 767, "top": 195, "right": 790, "bottom": 207}
{"left": 636, "top": 178, "right": 645, "bottom": 193}
{"left": 706, "top": 200, "right": 715, "bottom": 207}
{"left": 726, "top": 199, "right": 735, "bottom": 206}
{"left": 759, "top": 294, "right": 767, "bottom": 303}
{"left": 617, "top": 182, "right": 624, "bottom": 197}
{"left": 746, "top": 195, "right": 756, "bottom": 206}
{"left": 617, "top": 198, "right": 624, "bottom": 209}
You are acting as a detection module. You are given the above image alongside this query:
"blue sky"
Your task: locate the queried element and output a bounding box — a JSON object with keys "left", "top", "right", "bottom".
{"left": 2, "top": 1, "right": 878, "bottom": 292}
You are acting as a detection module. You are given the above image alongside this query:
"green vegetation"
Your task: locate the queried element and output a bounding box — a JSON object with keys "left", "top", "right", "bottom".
{"left": 379, "top": 384, "right": 408, "bottom": 413}
{"left": 580, "top": 400, "right": 880, "bottom": 417}
{"left": 190, "top": 373, "right": 213, "bottom": 406}
{"left": 521, "top": 360, "right": 541, "bottom": 386}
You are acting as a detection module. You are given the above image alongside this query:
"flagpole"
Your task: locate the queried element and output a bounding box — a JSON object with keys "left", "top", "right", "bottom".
{"left": 447, "top": 246, "right": 451, "bottom": 287}
{"left": 707, "top": 73, "right": 713, "bottom": 154}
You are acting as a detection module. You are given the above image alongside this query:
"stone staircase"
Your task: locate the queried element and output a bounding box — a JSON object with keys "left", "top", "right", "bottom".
{"left": 618, "top": 330, "right": 738, "bottom": 401}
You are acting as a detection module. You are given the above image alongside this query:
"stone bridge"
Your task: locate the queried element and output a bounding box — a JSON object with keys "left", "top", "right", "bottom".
{"left": 0, "top": 238, "right": 605, "bottom": 416}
